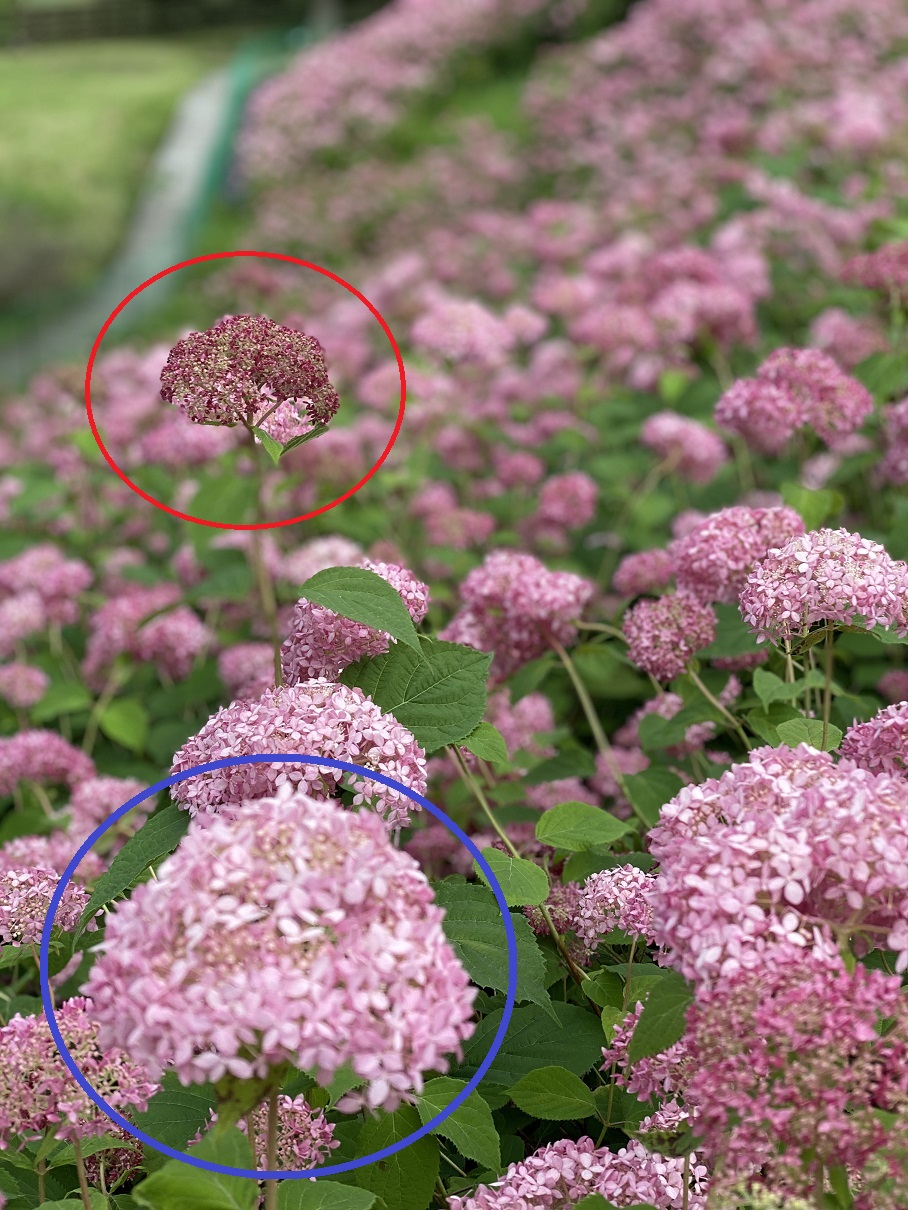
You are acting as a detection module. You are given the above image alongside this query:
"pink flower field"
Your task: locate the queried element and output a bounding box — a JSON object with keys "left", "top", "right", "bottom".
{"left": 2, "top": 0, "right": 908, "bottom": 1206}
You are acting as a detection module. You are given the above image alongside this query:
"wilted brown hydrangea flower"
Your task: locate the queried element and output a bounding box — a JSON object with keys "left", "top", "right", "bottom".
{"left": 159, "top": 315, "right": 340, "bottom": 437}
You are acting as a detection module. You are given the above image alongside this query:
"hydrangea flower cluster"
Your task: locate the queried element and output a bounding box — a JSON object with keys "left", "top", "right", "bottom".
{"left": 612, "top": 548, "right": 675, "bottom": 598}
{"left": 160, "top": 315, "right": 340, "bottom": 433}
{"left": 740, "top": 527, "right": 908, "bottom": 643}
{"left": 623, "top": 592, "right": 717, "bottom": 682}
{"left": 671, "top": 505, "right": 805, "bottom": 604}
{"left": 447, "top": 1134, "right": 708, "bottom": 1209}
{"left": 281, "top": 560, "right": 429, "bottom": 683}
{"left": 0, "top": 864, "right": 93, "bottom": 946}
{"left": 840, "top": 701, "right": 908, "bottom": 775}
{"left": 200, "top": 1094, "right": 338, "bottom": 1169}
{"left": 576, "top": 864, "right": 657, "bottom": 947}
{"left": 440, "top": 551, "right": 594, "bottom": 681}
{"left": 639, "top": 412, "right": 728, "bottom": 484}
{"left": 0, "top": 729, "right": 95, "bottom": 797}
{"left": 647, "top": 744, "right": 908, "bottom": 982}
{"left": 684, "top": 946, "right": 908, "bottom": 1202}
{"left": 523, "top": 881, "right": 591, "bottom": 963}
{"left": 0, "top": 662, "right": 49, "bottom": 709}
{"left": 84, "top": 789, "right": 475, "bottom": 1109}
{"left": 0, "top": 998, "right": 158, "bottom": 1147}
{"left": 0, "top": 543, "right": 92, "bottom": 626}
{"left": 171, "top": 679, "right": 427, "bottom": 829}
{"left": 66, "top": 775, "right": 152, "bottom": 844}
{"left": 218, "top": 641, "right": 277, "bottom": 700}
{"left": 842, "top": 240, "right": 908, "bottom": 299}
{"left": 716, "top": 348, "right": 873, "bottom": 452}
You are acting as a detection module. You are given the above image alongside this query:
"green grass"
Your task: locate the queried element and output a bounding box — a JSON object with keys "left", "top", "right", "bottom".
{"left": 0, "top": 32, "right": 255, "bottom": 309}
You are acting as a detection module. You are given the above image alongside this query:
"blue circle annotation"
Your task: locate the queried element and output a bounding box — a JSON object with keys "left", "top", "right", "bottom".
{"left": 40, "top": 754, "right": 519, "bottom": 1181}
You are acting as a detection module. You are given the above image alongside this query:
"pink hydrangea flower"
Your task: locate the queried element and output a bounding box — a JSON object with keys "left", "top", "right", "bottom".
{"left": 648, "top": 744, "right": 908, "bottom": 982}
{"left": 0, "top": 998, "right": 158, "bottom": 1147}
{"left": 758, "top": 347, "right": 873, "bottom": 446}
{"left": 0, "top": 663, "right": 49, "bottom": 709}
{"left": 82, "top": 584, "right": 182, "bottom": 688}
{"left": 440, "top": 551, "right": 594, "bottom": 681}
{"left": 67, "top": 776, "right": 151, "bottom": 844}
{"left": 717, "top": 348, "right": 873, "bottom": 452}
{"left": 523, "top": 881, "right": 592, "bottom": 964}
{"left": 171, "top": 680, "right": 427, "bottom": 830}
{"left": 740, "top": 527, "right": 908, "bottom": 643}
{"left": 534, "top": 472, "right": 598, "bottom": 528}
{"left": 160, "top": 315, "right": 340, "bottom": 431}
{"left": 0, "top": 730, "right": 94, "bottom": 797}
{"left": 0, "top": 833, "right": 103, "bottom": 882}
{"left": 132, "top": 604, "right": 214, "bottom": 681}
{"left": 715, "top": 377, "right": 805, "bottom": 455}
{"left": 282, "top": 560, "right": 429, "bottom": 684}
{"left": 577, "top": 864, "right": 657, "bottom": 946}
{"left": 878, "top": 669, "right": 908, "bottom": 702}
{"left": 671, "top": 505, "right": 805, "bottom": 604}
{"left": 0, "top": 544, "right": 92, "bottom": 626}
{"left": 447, "top": 1134, "right": 707, "bottom": 1210}
{"left": 808, "top": 306, "right": 886, "bottom": 368}
{"left": 199, "top": 1094, "right": 338, "bottom": 1170}
{"left": 279, "top": 536, "right": 363, "bottom": 586}
{"left": 411, "top": 296, "right": 517, "bottom": 368}
{"left": 684, "top": 946, "right": 908, "bottom": 1201}
{"left": 623, "top": 592, "right": 717, "bottom": 682}
{"left": 879, "top": 396, "right": 908, "bottom": 486}
{"left": 612, "top": 549, "right": 675, "bottom": 598}
{"left": 0, "top": 866, "right": 94, "bottom": 947}
{"left": 842, "top": 241, "right": 908, "bottom": 300}
{"left": 85, "top": 789, "right": 475, "bottom": 1109}
{"left": 640, "top": 412, "right": 728, "bottom": 484}
{"left": 840, "top": 702, "right": 908, "bottom": 775}
{"left": 0, "top": 592, "right": 47, "bottom": 659}
{"left": 218, "top": 642, "right": 276, "bottom": 700}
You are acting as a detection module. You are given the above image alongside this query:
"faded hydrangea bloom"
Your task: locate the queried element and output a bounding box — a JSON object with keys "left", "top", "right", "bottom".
{"left": 0, "top": 998, "right": 158, "bottom": 1148}
{"left": 84, "top": 788, "right": 475, "bottom": 1110}
{"left": 160, "top": 315, "right": 340, "bottom": 437}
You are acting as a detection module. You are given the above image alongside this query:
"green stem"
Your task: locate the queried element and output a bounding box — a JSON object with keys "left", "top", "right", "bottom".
{"left": 73, "top": 1137, "right": 93, "bottom": 1210}
{"left": 449, "top": 746, "right": 597, "bottom": 1004}
{"left": 573, "top": 621, "right": 626, "bottom": 640}
{"left": 244, "top": 426, "right": 282, "bottom": 686}
{"left": 688, "top": 668, "right": 752, "bottom": 752}
{"left": 81, "top": 663, "right": 127, "bottom": 756}
{"left": 822, "top": 624, "right": 835, "bottom": 751}
{"left": 37, "top": 1157, "right": 46, "bottom": 1204}
{"left": 682, "top": 1151, "right": 691, "bottom": 1210}
{"left": 550, "top": 637, "right": 649, "bottom": 825}
{"left": 264, "top": 1090, "right": 279, "bottom": 1209}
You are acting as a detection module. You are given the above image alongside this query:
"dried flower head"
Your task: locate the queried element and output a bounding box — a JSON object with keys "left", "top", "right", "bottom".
{"left": 160, "top": 315, "right": 340, "bottom": 432}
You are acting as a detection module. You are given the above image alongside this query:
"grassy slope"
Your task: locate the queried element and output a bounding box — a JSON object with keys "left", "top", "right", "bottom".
{"left": 0, "top": 32, "right": 253, "bottom": 309}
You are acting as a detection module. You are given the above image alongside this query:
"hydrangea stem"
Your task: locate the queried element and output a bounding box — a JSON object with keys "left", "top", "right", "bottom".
{"left": 550, "top": 637, "right": 650, "bottom": 826}
{"left": 448, "top": 745, "right": 597, "bottom": 1001}
{"left": 244, "top": 426, "right": 282, "bottom": 686}
{"left": 264, "top": 1089, "right": 279, "bottom": 1210}
{"left": 73, "top": 1137, "right": 92, "bottom": 1210}
{"left": 37, "top": 1155, "right": 46, "bottom": 1203}
{"left": 822, "top": 624, "right": 835, "bottom": 750}
{"left": 687, "top": 668, "right": 752, "bottom": 752}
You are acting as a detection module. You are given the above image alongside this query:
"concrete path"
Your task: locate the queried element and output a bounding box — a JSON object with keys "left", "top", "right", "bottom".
{"left": 0, "top": 65, "right": 236, "bottom": 388}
